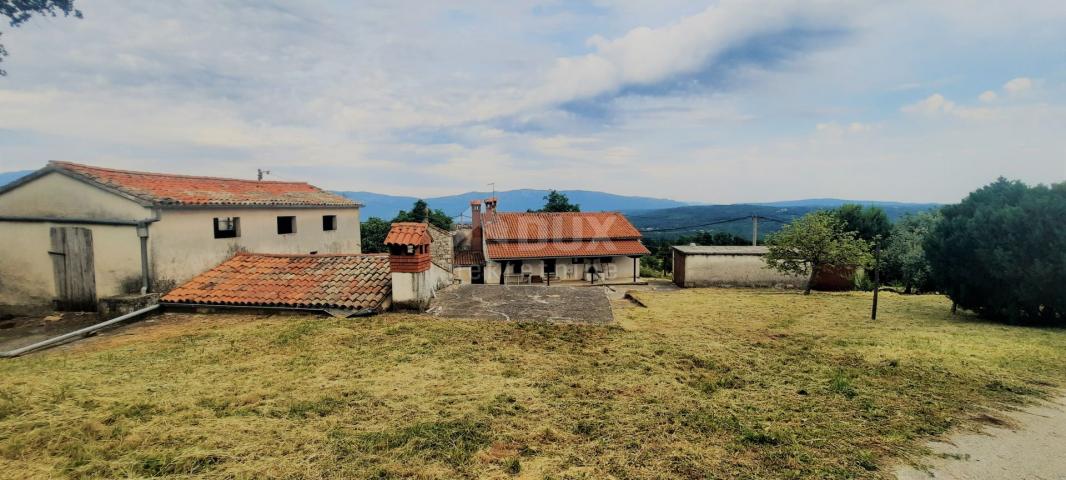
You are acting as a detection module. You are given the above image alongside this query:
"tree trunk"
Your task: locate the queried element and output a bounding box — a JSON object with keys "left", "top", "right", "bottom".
{"left": 805, "top": 265, "right": 817, "bottom": 295}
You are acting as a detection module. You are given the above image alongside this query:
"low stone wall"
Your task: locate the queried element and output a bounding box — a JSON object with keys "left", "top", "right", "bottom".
{"left": 98, "top": 293, "right": 161, "bottom": 318}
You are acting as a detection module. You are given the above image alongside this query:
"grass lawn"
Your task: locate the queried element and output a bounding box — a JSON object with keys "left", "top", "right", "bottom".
{"left": 1, "top": 289, "right": 1065, "bottom": 479}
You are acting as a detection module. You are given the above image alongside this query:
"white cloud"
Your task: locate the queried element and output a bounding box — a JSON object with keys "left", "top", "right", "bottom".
{"left": 523, "top": 0, "right": 860, "bottom": 109}
{"left": 1004, "top": 77, "right": 1033, "bottom": 95}
{"left": 979, "top": 90, "right": 998, "bottom": 102}
{"left": 901, "top": 93, "right": 996, "bottom": 120}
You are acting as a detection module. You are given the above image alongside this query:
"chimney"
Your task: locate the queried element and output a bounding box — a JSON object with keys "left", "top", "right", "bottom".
{"left": 470, "top": 199, "right": 483, "bottom": 249}
{"left": 485, "top": 197, "right": 498, "bottom": 214}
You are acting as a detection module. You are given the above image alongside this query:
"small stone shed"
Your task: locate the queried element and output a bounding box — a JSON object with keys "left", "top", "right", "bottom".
{"left": 671, "top": 245, "right": 805, "bottom": 288}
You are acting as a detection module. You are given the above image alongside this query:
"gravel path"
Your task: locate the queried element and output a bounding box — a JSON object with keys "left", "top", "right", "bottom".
{"left": 895, "top": 397, "right": 1066, "bottom": 480}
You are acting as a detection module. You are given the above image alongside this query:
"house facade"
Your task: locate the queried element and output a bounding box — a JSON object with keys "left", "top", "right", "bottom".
{"left": 457, "top": 197, "right": 649, "bottom": 285}
{"left": 0, "top": 161, "right": 361, "bottom": 312}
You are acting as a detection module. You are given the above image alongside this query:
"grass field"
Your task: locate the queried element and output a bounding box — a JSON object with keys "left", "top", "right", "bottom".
{"left": 1, "top": 289, "right": 1064, "bottom": 479}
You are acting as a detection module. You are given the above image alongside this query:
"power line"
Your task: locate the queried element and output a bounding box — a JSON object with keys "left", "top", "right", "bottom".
{"left": 641, "top": 215, "right": 792, "bottom": 233}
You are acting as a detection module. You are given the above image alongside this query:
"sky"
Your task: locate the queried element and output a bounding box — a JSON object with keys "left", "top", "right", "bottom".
{"left": 1, "top": 1, "right": 1064, "bottom": 204}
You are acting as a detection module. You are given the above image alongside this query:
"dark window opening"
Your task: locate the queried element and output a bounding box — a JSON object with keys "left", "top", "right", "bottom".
{"left": 277, "top": 216, "right": 296, "bottom": 234}
{"left": 572, "top": 258, "right": 584, "bottom": 264}
{"left": 512, "top": 262, "right": 522, "bottom": 274}
{"left": 322, "top": 215, "right": 337, "bottom": 231}
{"left": 213, "top": 217, "right": 240, "bottom": 239}
{"left": 599, "top": 257, "right": 613, "bottom": 263}
{"left": 544, "top": 259, "right": 556, "bottom": 274}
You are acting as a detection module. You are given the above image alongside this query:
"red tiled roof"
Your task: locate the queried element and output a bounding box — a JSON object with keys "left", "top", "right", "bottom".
{"left": 484, "top": 212, "right": 642, "bottom": 241}
{"left": 454, "top": 250, "right": 485, "bottom": 266}
{"left": 384, "top": 222, "right": 431, "bottom": 246}
{"left": 161, "top": 253, "right": 391, "bottom": 311}
{"left": 49, "top": 161, "right": 358, "bottom": 207}
{"left": 486, "top": 239, "right": 649, "bottom": 260}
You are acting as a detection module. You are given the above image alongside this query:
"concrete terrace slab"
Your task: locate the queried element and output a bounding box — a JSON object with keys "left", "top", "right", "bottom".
{"left": 428, "top": 285, "right": 613, "bottom": 324}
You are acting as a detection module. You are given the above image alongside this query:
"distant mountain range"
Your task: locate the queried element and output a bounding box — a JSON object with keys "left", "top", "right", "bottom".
{"left": 0, "top": 170, "right": 32, "bottom": 187}
{"left": 336, "top": 189, "right": 689, "bottom": 220}
{"left": 0, "top": 169, "right": 939, "bottom": 238}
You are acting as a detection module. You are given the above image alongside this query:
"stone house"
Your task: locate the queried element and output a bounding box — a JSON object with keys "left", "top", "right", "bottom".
{"left": 456, "top": 197, "right": 649, "bottom": 285}
{"left": 0, "top": 161, "right": 361, "bottom": 312}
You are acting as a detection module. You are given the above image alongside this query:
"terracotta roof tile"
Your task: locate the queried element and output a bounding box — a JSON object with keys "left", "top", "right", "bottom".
{"left": 49, "top": 161, "right": 358, "bottom": 207}
{"left": 484, "top": 212, "right": 642, "bottom": 241}
{"left": 454, "top": 250, "right": 485, "bottom": 266}
{"left": 486, "top": 239, "right": 649, "bottom": 260}
{"left": 161, "top": 253, "right": 391, "bottom": 311}
{"left": 384, "top": 222, "right": 431, "bottom": 246}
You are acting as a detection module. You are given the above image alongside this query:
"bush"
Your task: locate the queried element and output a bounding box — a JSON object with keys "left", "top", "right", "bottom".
{"left": 925, "top": 178, "right": 1065, "bottom": 323}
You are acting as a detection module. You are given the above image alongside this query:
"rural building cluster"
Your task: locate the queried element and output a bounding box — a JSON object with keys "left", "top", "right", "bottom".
{"left": 0, "top": 162, "right": 799, "bottom": 317}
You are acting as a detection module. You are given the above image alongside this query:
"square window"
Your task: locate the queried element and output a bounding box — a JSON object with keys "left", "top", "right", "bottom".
{"left": 512, "top": 262, "right": 521, "bottom": 274}
{"left": 322, "top": 215, "right": 337, "bottom": 231}
{"left": 277, "top": 216, "right": 296, "bottom": 234}
{"left": 213, "top": 217, "right": 240, "bottom": 239}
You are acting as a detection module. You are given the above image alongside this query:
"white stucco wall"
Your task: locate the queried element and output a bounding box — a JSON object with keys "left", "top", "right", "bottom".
{"left": 149, "top": 207, "right": 361, "bottom": 288}
{"left": 676, "top": 253, "right": 805, "bottom": 288}
{"left": 0, "top": 222, "right": 143, "bottom": 307}
{"left": 0, "top": 171, "right": 154, "bottom": 220}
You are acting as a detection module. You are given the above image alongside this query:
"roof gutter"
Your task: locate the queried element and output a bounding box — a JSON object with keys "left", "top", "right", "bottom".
{"left": 1, "top": 304, "right": 160, "bottom": 358}
{"left": 161, "top": 302, "right": 377, "bottom": 318}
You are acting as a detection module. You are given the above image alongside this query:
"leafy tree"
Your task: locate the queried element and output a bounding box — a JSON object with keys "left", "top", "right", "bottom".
{"left": 925, "top": 178, "right": 1065, "bottom": 324}
{"left": 1, "top": 1, "right": 82, "bottom": 76}
{"left": 882, "top": 211, "right": 940, "bottom": 293}
{"left": 360, "top": 217, "right": 391, "bottom": 253}
{"left": 832, "top": 204, "right": 892, "bottom": 242}
{"left": 534, "top": 190, "right": 580, "bottom": 213}
{"left": 764, "top": 211, "right": 871, "bottom": 294}
{"left": 393, "top": 199, "right": 453, "bottom": 231}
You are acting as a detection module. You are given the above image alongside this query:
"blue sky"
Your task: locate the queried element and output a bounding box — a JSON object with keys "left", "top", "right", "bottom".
{"left": 1, "top": 1, "right": 1064, "bottom": 203}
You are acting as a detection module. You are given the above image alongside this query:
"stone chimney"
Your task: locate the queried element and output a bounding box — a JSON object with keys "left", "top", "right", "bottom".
{"left": 485, "top": 197, "right": 498, "bottom": 214}
{"left": 470, "top": 199, "right": 483, "bottom": 250}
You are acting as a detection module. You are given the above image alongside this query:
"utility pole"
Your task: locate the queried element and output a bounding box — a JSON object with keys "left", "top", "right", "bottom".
{"left": 257, "top": 169, "right": 271, "bottom": 181}
{"left": 751, "top": 215, "right": 759, "bottom": 246}
{"left": 871, "top": 237, "right": 881, "bottom": 320}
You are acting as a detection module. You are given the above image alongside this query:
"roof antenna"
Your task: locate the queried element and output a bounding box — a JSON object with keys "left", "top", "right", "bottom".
{"left": 257, "top": 169, "right": 271, "bottom": 181}
{"left": 488, "top": 182, "right": 495, "bottom": 199}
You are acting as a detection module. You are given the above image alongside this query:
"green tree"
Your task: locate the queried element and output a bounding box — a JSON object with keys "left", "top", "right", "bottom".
{"left": 534, "top": 190, "right": 580, "bottom": 212}
{"left": 393, "top": 199, "right": 453, "bottom": 231}
{"left": 925, "top": 178, "right": 1065, "bottom": 323}
{"left": 1, "top": 1, "right": 81, "bottom": 76}
{"left": 764, "top": 211, "right": 871, "bottom": 295}
{"left": 883, "top": 211, "right": 940, "bottom": 293}
{"left": 360, "top": 217, "right": 391, "bottom": 253}
{"left": 832, "top": 204, "right": 892, "bottom": 242}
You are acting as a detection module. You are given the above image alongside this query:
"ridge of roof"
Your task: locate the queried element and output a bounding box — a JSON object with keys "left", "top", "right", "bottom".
{"left": 50, "top": 161, "right": 311, "bottom": 186}
{"left": 41, "top": 161, "right": 359, "bottom": 208}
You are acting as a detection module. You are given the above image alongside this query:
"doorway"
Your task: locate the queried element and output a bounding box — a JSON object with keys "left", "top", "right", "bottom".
{"left": 48, "top": 226, "right": 98, "bottom": 311}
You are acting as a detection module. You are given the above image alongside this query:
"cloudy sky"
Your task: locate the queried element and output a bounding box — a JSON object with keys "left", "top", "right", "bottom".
{"left": 1, "top": 1, "right": 1064, "bottom": 203}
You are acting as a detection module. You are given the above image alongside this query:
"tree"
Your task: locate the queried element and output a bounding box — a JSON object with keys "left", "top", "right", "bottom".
{"left": 393, "top": 199, "right": 453, "bottom": 231}
{"left": 764, "top": 211, "right": 871, "bottom": 295}
{"left": 534, "top": 190, "right": 580, "bottom": 213}
{"left": 882, "top": 211, "right": 940, "bottom": 293}
{"left": 925, "top": 178, "right": 1065, "bottom": 324}
{"left": 360, "top": 217, "right": 391, "bottom": 253}
{"left": 1, "top": 1, "right": 82, "bottom": 76}
{"left": 832, "top": 204, "right": 892, "bottom": 242}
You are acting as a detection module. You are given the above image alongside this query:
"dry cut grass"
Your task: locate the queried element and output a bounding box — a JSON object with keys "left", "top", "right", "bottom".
{"left": 1, "top": 289, "right": 1065, "bottom": 479}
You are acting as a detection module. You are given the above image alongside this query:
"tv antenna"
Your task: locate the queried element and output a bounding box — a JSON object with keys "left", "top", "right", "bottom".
{"left": 488, "top": 182, "right": 495, "bottom": 198}
{"left": 257, "top": 169, "right": 271, "bottom": 181}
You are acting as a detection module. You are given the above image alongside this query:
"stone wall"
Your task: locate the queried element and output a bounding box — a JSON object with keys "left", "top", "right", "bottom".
{"left": 427, "top": 224, "right": 453, "bottom": 271}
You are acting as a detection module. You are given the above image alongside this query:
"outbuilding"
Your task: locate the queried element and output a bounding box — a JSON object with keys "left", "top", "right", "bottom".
{"left": 671, "top": 245, "right": 805, "bottom": 288}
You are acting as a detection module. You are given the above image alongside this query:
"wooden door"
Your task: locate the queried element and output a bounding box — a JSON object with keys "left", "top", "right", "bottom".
{"left": 49, "top": 227, "right": 97, "bottom": 311}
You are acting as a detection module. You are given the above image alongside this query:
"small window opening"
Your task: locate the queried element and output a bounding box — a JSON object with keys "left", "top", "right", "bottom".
{"left": 277, "top": 216, "right": 296, "bottom": 234}
{"left": 213, "top": 217, "right": 240, "bottom": 239}
{"left": 512, "top": 262, "right": 522, "bottom": 274}
{"left": 322, "top": 215, "right": 337, "bottom": 231}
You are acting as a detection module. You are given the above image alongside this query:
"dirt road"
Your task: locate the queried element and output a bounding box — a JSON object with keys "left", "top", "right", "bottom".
{"left": 895, "top": 397, "right": 1066, "bottom": 480}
